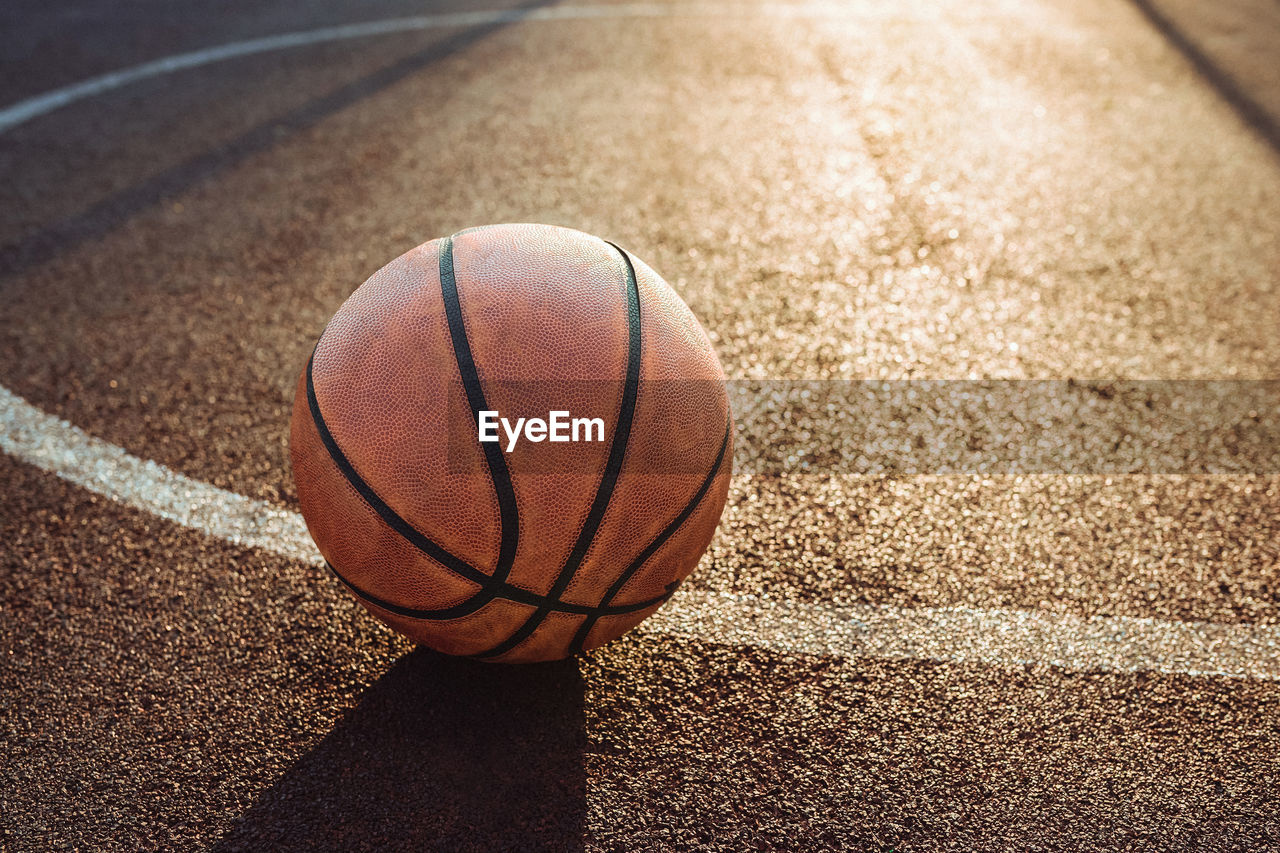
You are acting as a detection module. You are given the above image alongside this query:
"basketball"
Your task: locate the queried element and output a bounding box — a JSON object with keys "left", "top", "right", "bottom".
{"left": 290, "top": 224, "right": 732, "bottom": 662}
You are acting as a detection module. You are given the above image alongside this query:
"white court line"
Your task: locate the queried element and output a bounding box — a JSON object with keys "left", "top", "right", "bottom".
{"left": 648, "top": 592, "right": 1280, "bottom": 681}
{"left": 0, "top": 386, "right": 318, "bottom": 565}
{"left": 1, "top": 4, "right": 1276, "bottom": 679}
{"left": 4, "top": 385, "right": 1278, "bottom": 680}
{"left": 0, "top": 2, "right": 911, "bottom": 133}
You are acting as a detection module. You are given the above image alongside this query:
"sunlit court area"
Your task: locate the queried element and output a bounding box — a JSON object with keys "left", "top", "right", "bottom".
{"left": 2, "top": 0, "right": 1279, "bottom": 848}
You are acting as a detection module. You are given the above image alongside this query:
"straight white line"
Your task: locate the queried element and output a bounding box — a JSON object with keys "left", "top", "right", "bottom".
{"left": 642, "top": 591, "right": 1280, "bottom": 681}
{"left": 0, "top": 2, "right": 899, "bottom": 133}
{"left": 4, "top": 384, "right": 1277, "bottom": 679}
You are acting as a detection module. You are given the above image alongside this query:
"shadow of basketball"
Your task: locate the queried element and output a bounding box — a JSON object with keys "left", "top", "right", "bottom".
{"left": 214, "top": 648, "right": 587, "bottom": 851}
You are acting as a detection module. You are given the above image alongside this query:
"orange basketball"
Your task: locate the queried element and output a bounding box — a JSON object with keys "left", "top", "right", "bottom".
{"left": 290, "top": 224, "right": 732, "bottom": 662}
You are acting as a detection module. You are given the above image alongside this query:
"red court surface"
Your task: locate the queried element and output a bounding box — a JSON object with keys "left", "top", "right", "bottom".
{"left": 2, "top": 0, "right": 1279, "bottom": 849}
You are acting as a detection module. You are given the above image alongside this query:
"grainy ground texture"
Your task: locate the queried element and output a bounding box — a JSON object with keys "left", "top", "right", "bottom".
{"left": 2, "top": 0, "right": 1279, "bottom": 849}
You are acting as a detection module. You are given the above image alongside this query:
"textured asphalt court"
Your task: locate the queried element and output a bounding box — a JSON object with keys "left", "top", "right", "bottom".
{"left": 2, "top": 0, "right": 1279, "bottom": 849}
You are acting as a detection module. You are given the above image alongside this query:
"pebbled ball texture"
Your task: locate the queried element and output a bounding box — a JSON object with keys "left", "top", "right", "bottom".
{"left": 290, "top": 224, "right": 732, "bottom": 662}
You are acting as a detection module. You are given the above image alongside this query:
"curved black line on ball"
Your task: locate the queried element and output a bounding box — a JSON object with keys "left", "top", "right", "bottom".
{"left": 439, "top": 235, "right": 522, "bottom": 602}
{"left": 325, "top": 560, "right": 673, "bottom": 619}
{"left": 307, "top": 354, "right": 499, "bottom": 604}
{"left": 306, "top": 236, "right": 526, "bottom": 621}
{"left": 568, "top": 418, "right": 732, "bottom": 656}
{"left": 469, "top": 241, "right": 644, "bottom": 660}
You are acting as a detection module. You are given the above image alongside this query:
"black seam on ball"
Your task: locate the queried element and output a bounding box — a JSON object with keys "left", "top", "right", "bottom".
{"left": 325, "top": 560, "right": 673, "bottom": 619}
{"left": 467, "top": 240, "right": 644, "bottom": 660}
{"left": 568, "top": 417, "right": 732, "bottom": 655}
{"left": 439, "top": 235, "right": 522, "bottom": 602}
{"left": 306, "top": 352, "right": 499, "bottom": 607}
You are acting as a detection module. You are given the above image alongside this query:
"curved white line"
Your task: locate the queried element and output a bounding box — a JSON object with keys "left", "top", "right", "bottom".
{"left": 0, "top": 2, "right": 891, "bottom": 133}
{"left": 3, "top": 385, "right": 1277, "bottom": 680}
{"left": 0, "top": 385, "right": 318, "bottom": 564}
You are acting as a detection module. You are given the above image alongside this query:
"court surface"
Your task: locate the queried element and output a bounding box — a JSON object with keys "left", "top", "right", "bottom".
{"left": 2, "top": 0, "right": 1279, "bottom": 849}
